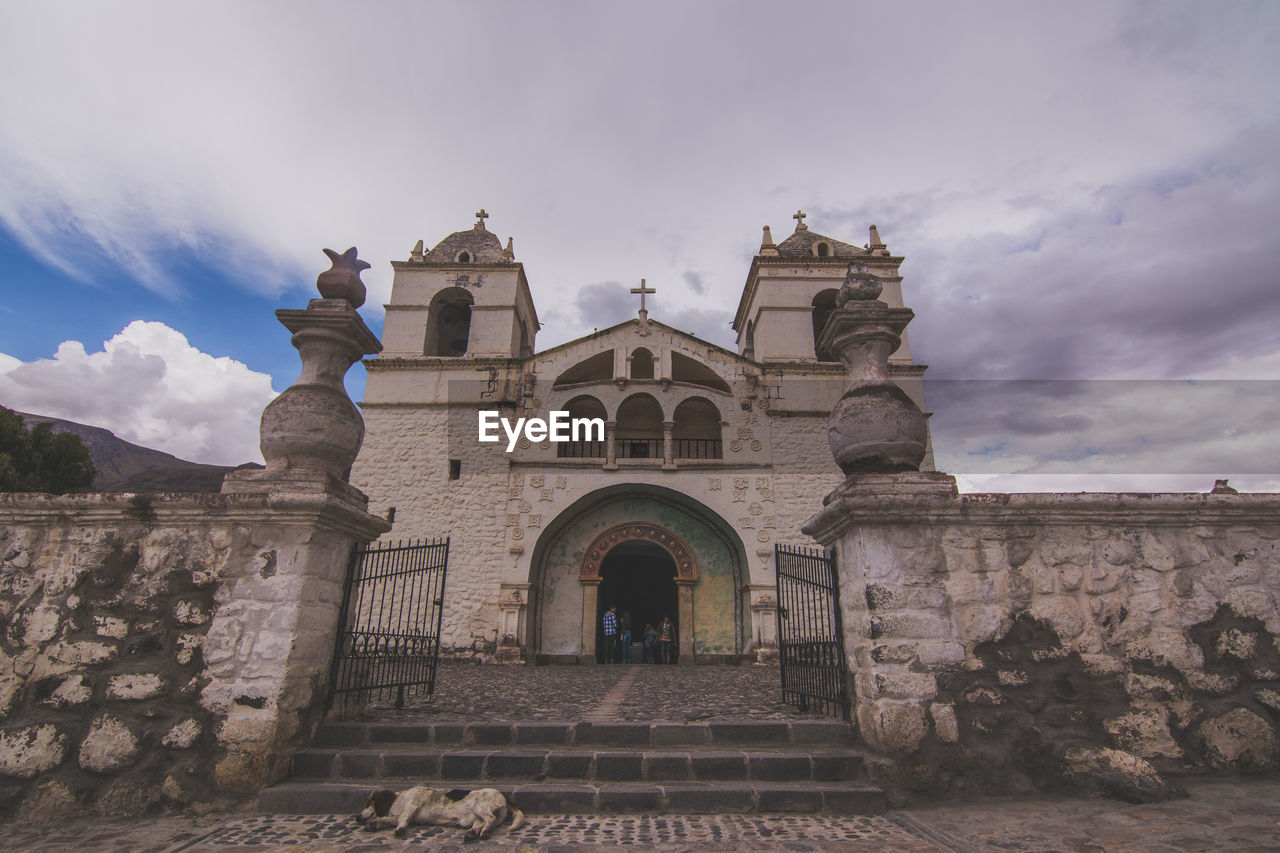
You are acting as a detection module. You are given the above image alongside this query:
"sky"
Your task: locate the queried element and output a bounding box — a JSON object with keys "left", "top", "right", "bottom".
{"left": 1, "top": 1, "right": 1277, "bottom": 491}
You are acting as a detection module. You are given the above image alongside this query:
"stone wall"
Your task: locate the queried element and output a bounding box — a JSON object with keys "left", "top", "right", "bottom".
{"left": 356, "top": 403, "right": 512, "bottom": 656}
{"left": 0, "top": 488, "right": 387, "bottom": 818}
{"left": 805, "top": 491, "right": 1280, "bottom": 799}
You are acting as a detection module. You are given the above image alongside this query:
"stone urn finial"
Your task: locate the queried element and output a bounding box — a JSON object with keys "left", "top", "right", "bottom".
{"left": 819, "top": 263, "right": 927, "bottom": 475}
{"left": 252, "top": 247, "right": 383, "bottom": 486}
{"left": 836, "top": 262, "right": 883, "bottom": 305}
{"left": 316, "top": 246, "right": 370, "bottom": 308}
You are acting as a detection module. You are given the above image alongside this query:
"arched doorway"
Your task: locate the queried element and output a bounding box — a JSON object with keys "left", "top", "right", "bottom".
{"left": 527, "top": 484, "right": 748, "bottom": 664}
{"left": 596, "top": 541, "right": 677, "bottom": 663}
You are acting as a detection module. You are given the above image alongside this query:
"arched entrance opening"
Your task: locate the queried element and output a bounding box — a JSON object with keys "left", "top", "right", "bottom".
{"left": 527, "top": 484, "right": 748, "bottom": 665}
{"left": 596, "top": 541, "right": 677, "bottom": 663}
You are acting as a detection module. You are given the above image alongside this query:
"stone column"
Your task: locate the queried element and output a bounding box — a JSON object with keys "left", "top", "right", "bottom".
{"left": 662, "top": 420, "right": 675, "bottom": 469}
{"left": 209, "top": 248, "right": 391, "bottom": 792}
{"left": 496, "top": 585, "right": 527, "bottom": 664}
{"left": 677, "top": 579, "right": 696, "bottom": 665}
{"left": 580, "top": 578, "right": 601, "bottom": 663}
{"left": 604, "top": 420, "right": 618, "bottom": 469}
{"left": 750, "top": 588, "right": 780, "bottom": 663}
{"left": 803, "top": 262, "right": 958, "bottom": 755}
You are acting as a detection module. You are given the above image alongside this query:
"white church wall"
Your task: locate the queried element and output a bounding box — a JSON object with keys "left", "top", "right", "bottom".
{"left": 354, "top": 404, "right": 513, "bottom": 656}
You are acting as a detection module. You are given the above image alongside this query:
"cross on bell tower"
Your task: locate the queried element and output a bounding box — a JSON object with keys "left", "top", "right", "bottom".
{"left": 793, "top": 209, "right": 808, "bottom": 231}
{"left": 474, "top": 209, "right": 489, "bottom": 229}
{"left": 631, "top": 278, "right": 655, "bottom": 320}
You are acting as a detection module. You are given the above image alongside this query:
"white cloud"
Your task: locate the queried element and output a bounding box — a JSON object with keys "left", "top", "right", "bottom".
{"left": 0, "top": 321, "right": 276, "bottom": 465}
{"left": 2, "top": 2, "right": 1278, "bottom": 349}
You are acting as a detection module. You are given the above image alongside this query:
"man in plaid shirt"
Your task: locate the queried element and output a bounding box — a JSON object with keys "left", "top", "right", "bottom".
{"left": 602, "top": 606, "right": 619, "bottom": 664}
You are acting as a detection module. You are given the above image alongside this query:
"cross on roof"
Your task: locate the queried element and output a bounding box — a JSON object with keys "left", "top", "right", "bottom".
{"left": 475, "top": 209, "right": 489, "bottom": 228}
{"left": 793, "top": 209, "right": 807, "bottom": 230}
{"left": 631, "top": 278, "right": 655, "bottom": 314}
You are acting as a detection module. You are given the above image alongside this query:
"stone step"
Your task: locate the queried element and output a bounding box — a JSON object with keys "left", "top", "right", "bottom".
{"left": 290, "top": 745, "right": 865, "bottom": 783}
{"left": 314, "top": 719, "right": 853, "bottom": 749}
{"left": 258, "top": 779, "right": 886, "bottom": 816}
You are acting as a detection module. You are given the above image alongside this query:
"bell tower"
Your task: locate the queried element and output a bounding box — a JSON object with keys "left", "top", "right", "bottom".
{"left": 732, "top": 213, "right": 934, "bottom": 470}
{"left": 732, "top": 212, "right": 913, "bottom": 366}
{"left": 380, "top": 210, "right": 538, "bottom": 360}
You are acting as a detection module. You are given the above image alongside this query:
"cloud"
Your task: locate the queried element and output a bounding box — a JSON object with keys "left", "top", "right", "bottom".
{"left": 656, "top": 306, "right": 736, "bottom": 350}
{"left": 1, "top": 2, "right": 1278, "bottom": 494}
{"left": 564, "top": 280, "right": 735, "bottom": 349}
{"left": 682, "top": 271, "right": 706, "bottom": 296}
{"left": 869, "top": 124, "right": 1280, "bottom": 381}
{"left": 928, "top": 380, "right": 1280, "bottom": 489}
{"left": 572, "top": 281, "right": 636, "bottom": 333}
{"left": 3, "top": 2, "right": 1276, "bottom": 342}
{"left": 0, "top": 321, "right": 276, "bottom": 465}
{"left": 953, "top": 473, "right": 1280, "bottom": 494}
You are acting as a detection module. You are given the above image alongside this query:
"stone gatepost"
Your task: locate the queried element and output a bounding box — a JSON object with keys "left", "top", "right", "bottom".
{"left": 750, "top": 586, "right": 780, "bottom": 663}
{"left": 206, "top": 248, "right": 391, "bottom": 793}
{"left": 802, "top": 263, "right": 959, "bottom": 754}
{"left": 495, "top": 583, "right": 529, "bottom": 663}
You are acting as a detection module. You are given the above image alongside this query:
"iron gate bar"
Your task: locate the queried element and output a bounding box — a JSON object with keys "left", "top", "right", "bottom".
{"left": 774, "top": 543, "right": 850, "bottom": 720}
{"left": 329, "top": 537, "right": 449, "bottom": 709}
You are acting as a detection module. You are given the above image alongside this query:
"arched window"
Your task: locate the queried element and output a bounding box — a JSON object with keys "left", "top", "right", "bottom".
{"left": 630, "top": 347, "right": 654, "bottom": 379}
{"left": 457, "top": 251, "right": 471, "bottom": 263}
{"left": 424, "top": 287, "right": 474, "bottom": 357}
{"left": 673, "top": 397, "right": 722, "bottom": 459}
{"left": 670, "top": 352, "right": 731, "bottom": 393}
{"left": 553, "top": 350, "right": 614, "bottom": 388}
{"left": 557, "top": 395, "right": 607, "bottom": 458}
{"left": 815, "top": 242, "right": 831, "bottom": 257}
{"left": 615, "top": 393, "right": 663, "bottom": 460}
{"left": 812, "top": 289, "right": 839, "bottom": 362}
{"left": 518, "top": 322, "right": 533, "bottom": 359}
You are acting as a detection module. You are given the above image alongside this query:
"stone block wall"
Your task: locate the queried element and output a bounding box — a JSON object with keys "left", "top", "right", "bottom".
{"left": 805, "top": 491, "right": 1280, "bottom": 798}
{"left": 0, "top": 494, "right": 249, "bottom": 816}
{"left": 0, "top": 488, "right": 387, "bottom": 818}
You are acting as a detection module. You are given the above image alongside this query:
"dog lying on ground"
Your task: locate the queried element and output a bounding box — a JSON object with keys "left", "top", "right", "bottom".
{"left": 356, "top": 785, "right": 526, "bottom": 839}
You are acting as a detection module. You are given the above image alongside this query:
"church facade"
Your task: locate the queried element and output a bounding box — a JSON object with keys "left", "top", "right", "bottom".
{"left": 352, "top": 212, "right": 933, "bottom": 663}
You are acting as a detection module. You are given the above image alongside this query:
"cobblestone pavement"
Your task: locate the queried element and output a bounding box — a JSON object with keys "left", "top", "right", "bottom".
{"left": 371, "top": 661, "right": 809, "bottom": 722}
{"left": 11, "top": 667, "right": 1280, "bottom": 849}
{"left": 7, "top": 778, "right": 1280, "bottom": 851}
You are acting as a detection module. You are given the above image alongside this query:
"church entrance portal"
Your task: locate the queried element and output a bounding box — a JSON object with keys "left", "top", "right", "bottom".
{"left": 528, "top": 485, "right": 749, "bottom": 665}
{"left": 596, "top": 541, "right": 677, "bottom": 663}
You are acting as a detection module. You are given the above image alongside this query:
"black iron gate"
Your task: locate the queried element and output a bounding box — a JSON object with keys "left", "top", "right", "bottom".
{"left": 774, "top": 543, "right": 849, "bottom": 720}
{"left": 329, "top": 537, "right": 449, "bottom": 709}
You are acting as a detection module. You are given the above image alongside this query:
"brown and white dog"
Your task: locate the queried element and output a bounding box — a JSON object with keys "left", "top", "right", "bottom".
{"left": 356, "top": 786, "right": 526, "bottom": 839}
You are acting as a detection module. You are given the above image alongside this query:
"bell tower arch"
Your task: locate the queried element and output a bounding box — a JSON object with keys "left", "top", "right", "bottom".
{"left": 381, "top": 212, "right": 538, "bottom": 360}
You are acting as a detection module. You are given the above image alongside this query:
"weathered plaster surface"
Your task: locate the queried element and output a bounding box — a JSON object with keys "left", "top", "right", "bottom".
{"left": 805, "top": 491, "right": 1280, "bottom": 796}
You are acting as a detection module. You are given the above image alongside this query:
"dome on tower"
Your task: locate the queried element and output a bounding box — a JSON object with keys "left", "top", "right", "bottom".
{"left": 422, "top": 210, "right": 508, "bottom": 264}
{"left": 774, "top": 228, "right": 864, "bottom": 259}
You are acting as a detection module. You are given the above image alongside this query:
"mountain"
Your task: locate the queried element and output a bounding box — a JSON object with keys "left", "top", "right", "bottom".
{"left": 17, "top": 412, "right": 260, "bottom": 493}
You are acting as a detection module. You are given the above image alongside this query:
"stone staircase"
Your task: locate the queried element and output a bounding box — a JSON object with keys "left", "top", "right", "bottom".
{"left": 259, "top": 718, "right": 884, "bottom": 815}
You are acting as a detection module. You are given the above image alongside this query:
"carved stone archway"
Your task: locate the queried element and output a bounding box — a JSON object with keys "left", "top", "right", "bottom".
{"left": 580, "top": 522, "right": 697, "bottom": 582}
{"left": 579, "top": 522, "right": 698, "bottom": 664}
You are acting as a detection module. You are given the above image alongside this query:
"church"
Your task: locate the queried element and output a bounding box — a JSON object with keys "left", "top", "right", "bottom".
{"left": 352, "top": 211, "right": 934, "bottom": 664}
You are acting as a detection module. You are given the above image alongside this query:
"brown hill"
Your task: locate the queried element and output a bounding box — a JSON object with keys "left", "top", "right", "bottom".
{"left": 17, "top": 412, "right": 260, "bottom": 493}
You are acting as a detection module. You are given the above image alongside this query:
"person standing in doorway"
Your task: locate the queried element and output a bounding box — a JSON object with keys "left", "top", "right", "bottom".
{"left": 659, "top": 616, "right": 675, "bottom": 664}
{"left": 643, "top": 623, "right": 657, "bottom": 663}
{"left": 602, "top": 606, "right": 619, "bottom": 664}
{"left": 620, "top": 617, "right": 632, "bottom": 663}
